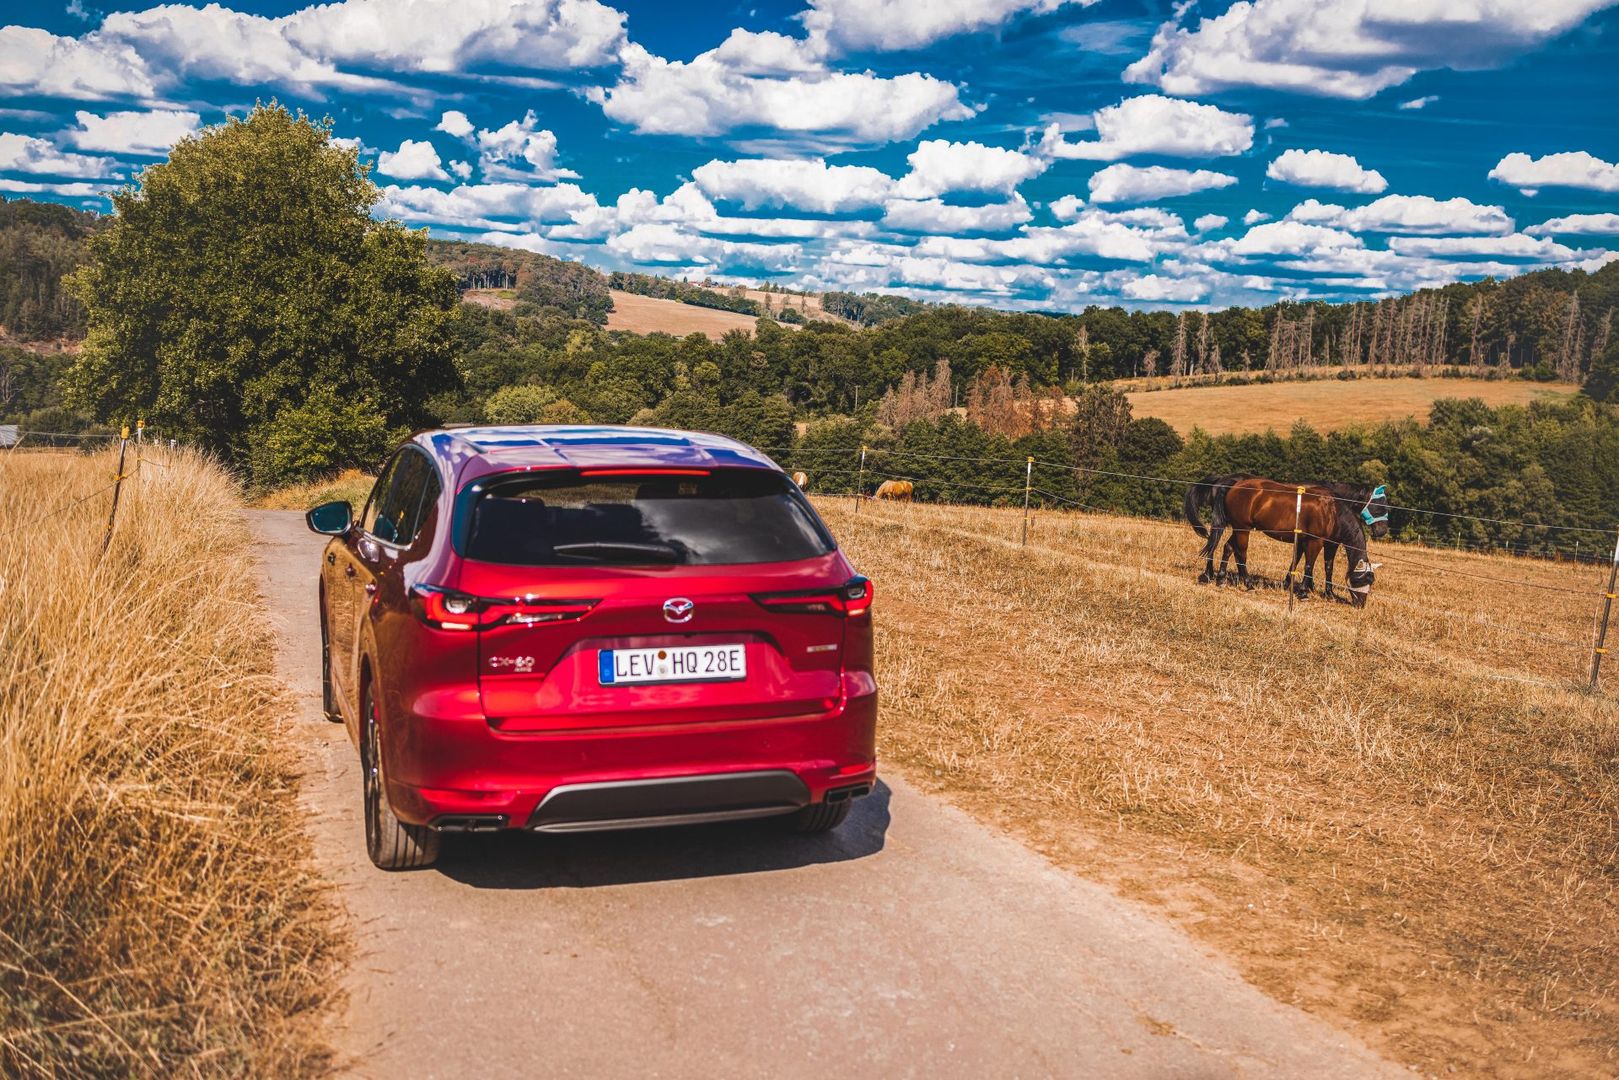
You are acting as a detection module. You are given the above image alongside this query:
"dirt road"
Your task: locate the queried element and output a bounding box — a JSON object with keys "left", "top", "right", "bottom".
{"left": 251, "top": 510, "right": 1401, "bottom": 1079}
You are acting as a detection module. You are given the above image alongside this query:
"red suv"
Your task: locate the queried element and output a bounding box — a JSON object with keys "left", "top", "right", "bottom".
{"left": 306, "top": 426, "right": 877, "bottom": 869}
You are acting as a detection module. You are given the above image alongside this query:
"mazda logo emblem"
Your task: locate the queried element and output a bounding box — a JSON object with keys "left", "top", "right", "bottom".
{"left": 663, "top": 597, "right": 694, "bottom": 623}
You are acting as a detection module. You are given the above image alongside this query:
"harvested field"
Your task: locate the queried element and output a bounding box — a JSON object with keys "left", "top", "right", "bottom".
{"left": 0, "top": 450, "right": 345, "bottom": 1076}
{"left": 1128, "top": 377, "right": 1576, "bottom": 436}
{"left": 605, "top": 290, "right": 766, "bottom": 339}
{"left": 816, "top": 496, "right": 1619, "bottom": 1077}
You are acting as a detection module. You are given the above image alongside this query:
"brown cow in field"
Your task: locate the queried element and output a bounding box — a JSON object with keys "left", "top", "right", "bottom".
{"left": 873, "top": 479, "right": 913, "bottom": 501}
{"left": 791, "top": 470, "right": 808, "bottom": 488}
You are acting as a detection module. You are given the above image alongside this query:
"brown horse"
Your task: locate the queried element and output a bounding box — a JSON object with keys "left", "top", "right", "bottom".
{"left": 1184, "top": 475, "right": 1388, "bottom": 605}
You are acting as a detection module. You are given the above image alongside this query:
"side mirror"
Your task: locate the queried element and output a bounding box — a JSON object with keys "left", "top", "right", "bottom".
{"left": 306, "top": 500, "right": 353, "bottom": 536}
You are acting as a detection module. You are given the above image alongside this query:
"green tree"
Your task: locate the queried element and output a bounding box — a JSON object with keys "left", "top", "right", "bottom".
{"left": 65, "top": 104, "right": 459, "bottom": 485}
{"left": 482, "top": 383, "right": 586, "bottom": 425}
{"left": 1582, "top": 337, "right": 1619, "bottom": 403}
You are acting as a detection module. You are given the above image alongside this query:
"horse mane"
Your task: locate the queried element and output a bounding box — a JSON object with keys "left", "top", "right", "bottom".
{"left": 1320, "top": 482, "right": 1371, "bottom": 552}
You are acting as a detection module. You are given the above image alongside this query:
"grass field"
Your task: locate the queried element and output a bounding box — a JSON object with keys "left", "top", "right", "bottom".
{"left": 604, "top": 290, "right": 766, "bottom": 339}
{"left": 0, "top": 450, "right": 344, "bottom": 1076}
{"left": 816, "top": 496, "right": 1617, "bottom": 1077}
{"left": 1128, "top": 376, "right": 1577, "bottom": 436}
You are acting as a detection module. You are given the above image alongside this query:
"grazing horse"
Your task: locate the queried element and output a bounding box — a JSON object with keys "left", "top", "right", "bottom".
{"left": 791, "top": 470, "right": 808, "bottom": 489}
{"left": 1184, "top": 475, "right": 1388, "bottom": 605}
{"left": 873, "top": 479, "right": 913, "bottom": 501}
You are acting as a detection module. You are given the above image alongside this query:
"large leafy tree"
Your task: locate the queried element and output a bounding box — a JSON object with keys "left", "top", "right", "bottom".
{"left": 67, "top": 104, "right": 459, "bottom": 485}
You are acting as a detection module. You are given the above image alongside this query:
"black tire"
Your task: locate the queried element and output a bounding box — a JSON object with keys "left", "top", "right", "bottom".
{"left": 361, "top": 685, "right": 440, "bottom": 870}
{"left": 319, "top": 602, "right": 342, "bottom": 723}
{"left": 789, "top": 799, "right": 851, "bottom": 834}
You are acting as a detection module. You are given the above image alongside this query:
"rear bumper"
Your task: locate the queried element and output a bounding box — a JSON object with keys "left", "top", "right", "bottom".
{"left": 382, "top": 675, "right": 878, "bottom": 830}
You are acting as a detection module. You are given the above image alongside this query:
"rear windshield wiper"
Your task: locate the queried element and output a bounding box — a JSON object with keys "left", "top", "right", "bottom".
{"left": 550, "top": 541, "right": 682, "bottom": 563}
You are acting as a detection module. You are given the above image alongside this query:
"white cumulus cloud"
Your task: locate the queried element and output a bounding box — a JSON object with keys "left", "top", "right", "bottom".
{"left": 692, "top": 158, "right": 895, "bottom": 214}
{"left": 1125, "top": 0, "right": 1615, "bottom": 99}
{"left": 1121, "top": 274, "right": 1206, "bottom": 302}
{"left": 591, "top": 42, "right": 974, "bottom": 145}
{"left": 896, "top": 139, "right": 1047, "bottom": 198}
{"left": 0, "top": 132, "right": 119, "bottom": 178}
{"left": 882, "top": 196, "right": 1032, "bottom": 234}
{"left": 377, "top": 138, "right": 448, "bottom": 181}
{"left": 281, "top": 0, "right": 628, "bottom": 73}
{"left": 1286, "top": 194, "right": 1513, "bottom": 234}
{"left": 1036, "top": 94, "right": 1252, "bottom": 161}
{"left": 378, "top": 181, "right": 598, "bottom": 230}
{"left": 475, "top": 111, "right": 577, "bottom": 181}
{"left": 436, "top": 110, "right": 475, "bottom": 140}
{"left": 61, "top": 108, "right": 200, "bottom": 155}
{"left": 1266, "top": 148, "right": 1387, "bottom": 193}
{"left": 1488, "top": 150, "right": 1619, "bottom": 195}
{"left": 800, "top": 0, "right": 1091, "bottom": 53}
{"left": 1193, "top": 213, "right": 1229, "bottom": 232}
{"left": 1525, "top": 212, "right": 1619, "bottom": 237}
{"left": 1088, "top": 164, "right": 1236, "bottom": 204}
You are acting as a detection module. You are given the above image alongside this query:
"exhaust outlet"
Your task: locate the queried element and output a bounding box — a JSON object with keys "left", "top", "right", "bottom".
{"left": 432, "top": 814, "right": 508, "bottom": 833}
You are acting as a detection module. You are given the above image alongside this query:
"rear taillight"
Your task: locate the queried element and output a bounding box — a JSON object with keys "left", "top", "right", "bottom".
{"left": 411, "top": 585, "right": 599, "bottom": 631}
{"left": 752, "top": 576, "right": 872, "bottom": 618}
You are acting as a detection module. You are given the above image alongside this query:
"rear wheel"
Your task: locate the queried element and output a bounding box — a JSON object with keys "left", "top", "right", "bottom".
{"left": 361, "top": 685, "right": 440, "bottom": 870}
{"left": 319, "top": 603, "right": 341, "bottom": 723}
{"left": 789, "top": 799, "right": 851, "bottom": 834}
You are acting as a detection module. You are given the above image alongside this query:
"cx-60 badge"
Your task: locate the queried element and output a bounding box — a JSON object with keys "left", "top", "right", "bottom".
{"left": 663, "top": 597, "right": 695, "bottom": 624}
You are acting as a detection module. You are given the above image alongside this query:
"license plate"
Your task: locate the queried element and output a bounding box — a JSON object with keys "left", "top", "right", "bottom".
{"left": 598, "top": 644, "right": 747, "bottom": 685}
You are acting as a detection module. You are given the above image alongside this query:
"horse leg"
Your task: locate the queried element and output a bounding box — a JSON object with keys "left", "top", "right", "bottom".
{"left": 1218, "top": 536, "right": 1238, "bottom": 584}
{"left": 1322, "top": 542, "right": 1339, "bottom": 601}
{"left": 1233, "top": 531, "right": 1254, "bottom": 589}
{"left": 1199, "top": 523, "right": 1224, "bottom": 584}
{"left": 1300, "top": 539, "right": 1322, "bottom": 597}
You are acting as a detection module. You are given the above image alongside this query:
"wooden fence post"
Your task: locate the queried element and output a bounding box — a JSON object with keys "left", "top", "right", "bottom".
{"left": 1288, "top": 485, "right": 1304, "bottom": 610}
{"left": 1021, "top": 457, "right": 1033, "bottom": 546}
{"left": 100, "top": 425, "right": 130, "bottom": 556}
{"left": 854, "top": 445, "right": 867, "bottom": 514}
{"left": 1589, "top": 527, "right": 1619, "bottom": 691}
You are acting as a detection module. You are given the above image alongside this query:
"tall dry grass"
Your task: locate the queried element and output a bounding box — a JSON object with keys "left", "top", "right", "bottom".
{"left": 818, "top": 497, "right": 1619, "bottom": 1077}
{"left": 0, "top": 449, "right": 344, "bottom": 1076}
{"left": 250, "top": 469, "right": 375, "bottom": 512}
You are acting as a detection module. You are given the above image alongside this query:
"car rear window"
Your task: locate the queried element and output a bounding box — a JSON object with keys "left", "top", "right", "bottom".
{"left": 462, "top": 469, "right": 835, "bottom": 566}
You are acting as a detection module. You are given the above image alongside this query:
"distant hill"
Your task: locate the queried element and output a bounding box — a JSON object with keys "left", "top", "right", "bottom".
{"left": 426, "top": 239, "right": 612, "bottom": 325}
{"left": 0, "top": 196, "right": 102, "bottom": 342}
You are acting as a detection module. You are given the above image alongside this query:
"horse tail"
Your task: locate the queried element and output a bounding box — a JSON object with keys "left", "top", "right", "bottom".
{"left": 1184, "top": 476, "right": 1218, "bottom": 537}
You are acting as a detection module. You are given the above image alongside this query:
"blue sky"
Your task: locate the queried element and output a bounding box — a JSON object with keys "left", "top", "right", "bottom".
{"left": 2, "top": 0, "right": 1617, "bottom": 310}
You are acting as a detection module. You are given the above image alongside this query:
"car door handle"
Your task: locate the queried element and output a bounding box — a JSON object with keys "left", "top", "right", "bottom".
{"left": 345, "top": 565, "right": 356, "bottom": 578}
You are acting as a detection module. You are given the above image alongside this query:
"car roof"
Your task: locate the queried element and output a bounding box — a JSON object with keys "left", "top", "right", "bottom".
{"left": 418, "top": 425, "right": 781, "bottom": 482}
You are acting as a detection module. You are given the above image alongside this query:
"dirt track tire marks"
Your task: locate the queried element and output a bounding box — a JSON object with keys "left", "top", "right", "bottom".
{"left": 249, "top": 510, "right": 1401, "bottom": 1080}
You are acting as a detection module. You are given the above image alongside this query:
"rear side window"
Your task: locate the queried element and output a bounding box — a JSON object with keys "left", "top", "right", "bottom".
{"left": 462, "top": 469, "right": 834, "bottom": 566}
{"left": 367, "top": 449, "right": 439, "bottom": 547}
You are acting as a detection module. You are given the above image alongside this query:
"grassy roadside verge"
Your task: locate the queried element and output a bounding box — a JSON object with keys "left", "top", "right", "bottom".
{"left": 0, "top": 450, "right": 346, "bottom": 1076}
{"left": 818, "top": 498, "right": 1619, "bottom": 1077}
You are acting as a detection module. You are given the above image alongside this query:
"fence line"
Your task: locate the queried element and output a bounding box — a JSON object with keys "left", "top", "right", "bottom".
{"left": 838, "top": 490, "right": 1598, "bottom": 675}
{"left": 771, "top": 444, "right": 1611, "bottom": 538}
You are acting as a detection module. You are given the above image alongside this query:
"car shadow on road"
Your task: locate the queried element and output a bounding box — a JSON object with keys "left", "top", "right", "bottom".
{"left": 433, "top": 780, "right": 892, "bottom": 890}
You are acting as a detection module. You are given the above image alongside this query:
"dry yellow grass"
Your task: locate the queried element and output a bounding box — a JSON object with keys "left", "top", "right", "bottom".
{"left": 816, "top": 497, "right": 1619, "bottom": 1077}
{"left": 253, "top": 468, "right": 376, "bottom": 511}
{"left": 1127, "top": 377, "right": 1577, "bottom": 436}
{"left": 0, "top": 449, "right": 345, "bottom": 1076}
{"left": 604, "top": 290, "right": 766, "bottom": 339}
